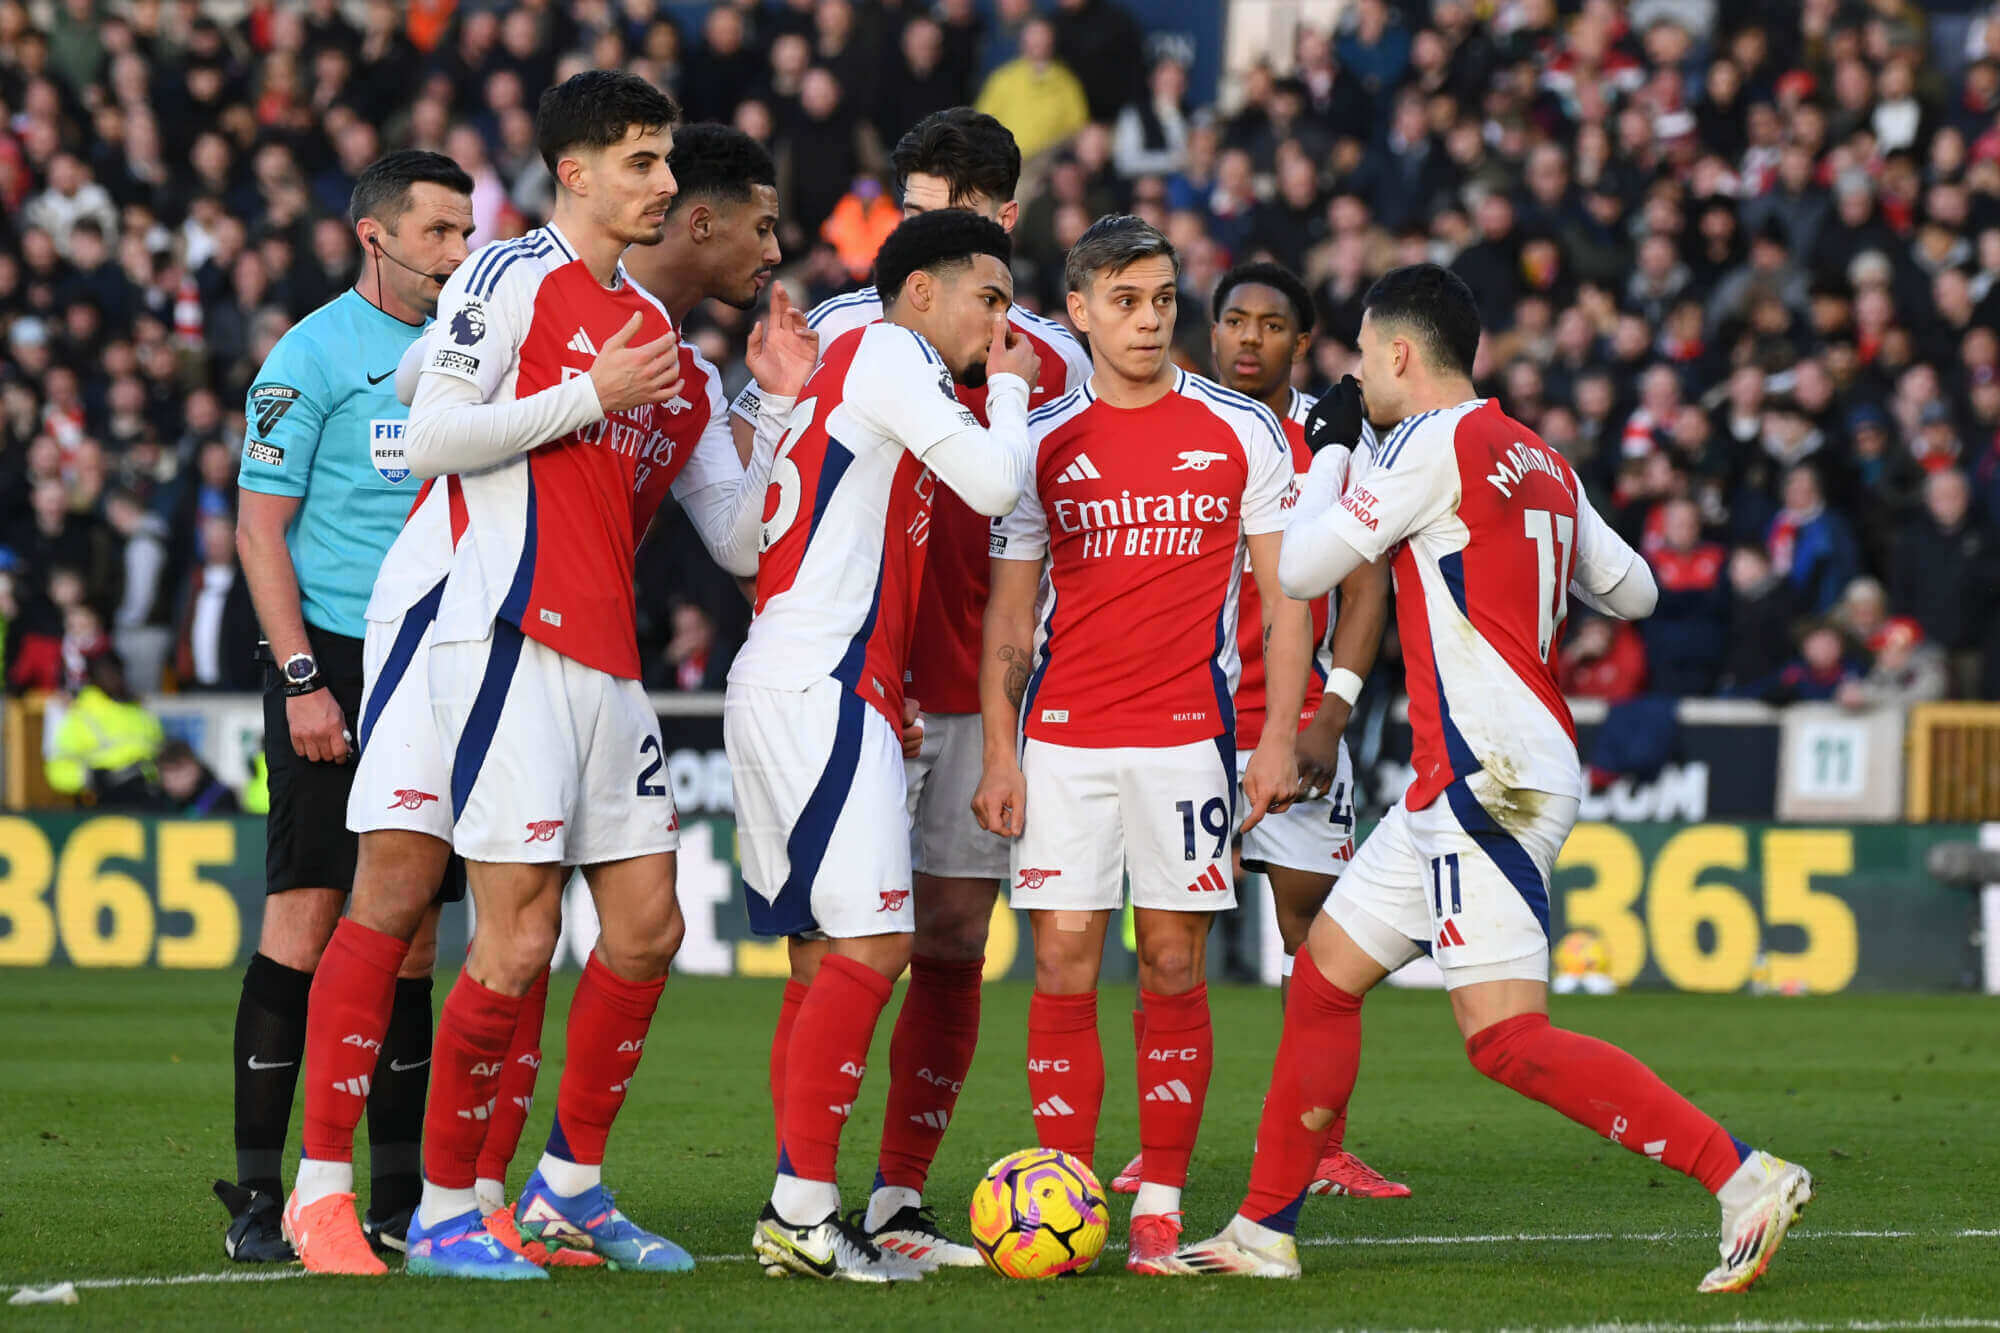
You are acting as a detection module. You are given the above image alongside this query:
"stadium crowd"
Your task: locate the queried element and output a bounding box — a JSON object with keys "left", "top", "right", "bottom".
{"left": 3, "top": 0, "right": 1999, "bottom": 726}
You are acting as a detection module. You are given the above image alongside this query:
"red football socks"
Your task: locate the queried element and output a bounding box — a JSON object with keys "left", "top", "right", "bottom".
{"left": 1134, "top": 984, "right": 1214, "bottom": 1190}
{"left": 876, "top": 955, "right": 983, "bottom": 1192}
{"left": 1242, "top": 949, "right": 1364, "bottom": 1232}
{"left": 769, "top": 978, "right": 808, "bottom": 1158}
{"left": 1026, "top": 989, "right": 1104, "bottom": 1170}
{"left": 779, "top": 954, "right": 893, "bottom": 1182}
{"left": 1466, "top": 1012, "right": 1748, "bottom": 1192}
{"left": 423, "top": 973, "right": 524, "bottom": 1189}
{"left": 546, "top": 954, "right": 663, "bottom": 1167}
{"left": 301, "top": 919, "right": 408, "bottom": 1163}
{"left": 474, "top": 966, "right": 549, "bottom": 1183}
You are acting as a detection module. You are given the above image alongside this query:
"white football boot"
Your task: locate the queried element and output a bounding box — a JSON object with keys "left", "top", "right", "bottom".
{"left": 1699, "top": 1151, "right": 1814, "bottom": 1293}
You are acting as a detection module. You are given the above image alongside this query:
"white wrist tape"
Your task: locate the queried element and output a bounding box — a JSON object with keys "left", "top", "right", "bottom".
{"left": 1325, "top": 667, "right": 1364, "bottom": 707}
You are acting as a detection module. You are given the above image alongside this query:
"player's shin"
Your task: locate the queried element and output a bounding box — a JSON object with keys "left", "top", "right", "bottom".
{"left": 1240, "top": 948, "right": 1364, "bottom": 1233}
{"left": 536, "top": 954, "right": 664, "bottom": 1196}
{"left": 474, "top": 966, "right": 550, "bottom": 1201}
{"left": 872, "top": 954, "right": 983, "bottom": 1222}
{"left": 418, "top": 974, "right": 525, "bottom": 1227}
{"left": 1026, "top": 989, "right": 1105, "bottom": 1170}
{"left": 774, "top": 954, "right": 895, "bottom": 1222}
{"left": 1466, "top": 1012, "right": 1751, "bottom": 1191}
{"left": 1134, "top": 984, "right": 1214, "bottom": 1217}
{"left": 296, "top": 922, "right": 408, "bottom": 1206}
{"left": 769, "top": 978, "right": 808, "bottom": 1160}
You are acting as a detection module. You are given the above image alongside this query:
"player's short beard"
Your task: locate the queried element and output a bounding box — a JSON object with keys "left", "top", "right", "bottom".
{"left": 717, "top": 268, "right": 773, "bottom": 312}
{"left": 958, "top": 359, "right": 989, "bottom": 389}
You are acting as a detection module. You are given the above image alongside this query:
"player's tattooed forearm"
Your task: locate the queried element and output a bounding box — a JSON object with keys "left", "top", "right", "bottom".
{"left": 999, "top": 644, "right": 1030, "bottom": 708}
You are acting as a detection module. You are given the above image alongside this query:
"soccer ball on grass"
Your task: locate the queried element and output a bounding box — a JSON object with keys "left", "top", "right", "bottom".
{"left": 967, "top": 1148, "right": 1109, "bottom": 1278}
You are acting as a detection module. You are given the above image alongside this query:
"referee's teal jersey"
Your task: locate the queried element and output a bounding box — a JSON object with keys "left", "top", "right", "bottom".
{"left": 237, "top": 289, "right": 428, "bottom": 640}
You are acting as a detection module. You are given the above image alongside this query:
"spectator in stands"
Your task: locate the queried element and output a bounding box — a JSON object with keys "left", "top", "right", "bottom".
{"left": 1644, "top": 498, "right": 1730, "bottom": 695}
{"left": 1051, "top": 0, "right": 1145, "bottom": 125}
{"left": 1113, "top": 56, "right": 1192, "bottom": 180}
{"left": 1766, "top": 464, "right": 1859, "bottom": 614}
{"left": 1839, "top": 616, "right": 1949, "bottom": 709}
{"left": 173, "top": 512, "right": 258, "bottom": 692}
{"left": 44, "top": 650, "right": 162, "bottom": 807}
{"left": 1560, "top": 615, "right": 1649, "bottom": 704}
{"left": 1736, "top": 622, "right": 1867, "bottom": 705}
{"left": 1722, "top": 543, "right": 1796, "bottom": 693}
{"left": 647, "top": 600, "right": 734, "bottom": 693}
{"left": 155, "top": 737, "right": 242, "bottom": 816}
{"left": 1890, "top": 468, "right": 1995, "bottom": 685}
{"left": 975, "top": 16, "right": 1090, "bottom": 162}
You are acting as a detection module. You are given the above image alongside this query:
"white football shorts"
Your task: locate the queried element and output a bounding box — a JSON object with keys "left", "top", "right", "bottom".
{"left": 1236, "top": 739, "right": 1355, "bottom": 878}
{"left": 726, "top": 676, "right": 915, "bottom": 939}
{"left": 348, "top": 583, "right": 453, "bottom": 843}
{"left": 1325, "top": 770, "right": 1577, "bottom": 989}
{"left": 426, "top": 622, "right": 680, "bottom": 866}
{"left": 906, "top": 711, "right": 1010, "bottom": 880}
{"left": 1007, "top": 737, "right": 1237, "bottom": 914}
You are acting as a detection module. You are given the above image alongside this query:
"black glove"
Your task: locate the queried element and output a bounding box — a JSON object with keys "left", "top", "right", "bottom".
{"left": 1303, "top": 375, "right": 1367, "bottom": 455}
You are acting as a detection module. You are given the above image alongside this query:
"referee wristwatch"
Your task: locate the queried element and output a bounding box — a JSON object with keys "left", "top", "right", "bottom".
{"left": 281, "top": 652, "right": 324, "bottom": 697}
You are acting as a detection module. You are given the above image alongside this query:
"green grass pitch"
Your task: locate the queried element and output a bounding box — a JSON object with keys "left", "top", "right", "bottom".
{"left": 3, "top": 971, "right": 1996, "bottom": 1330}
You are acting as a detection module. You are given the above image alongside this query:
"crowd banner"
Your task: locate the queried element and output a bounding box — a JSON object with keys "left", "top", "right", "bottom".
{"left": 0, "top": 813, "right": 1982, "bottom": 992}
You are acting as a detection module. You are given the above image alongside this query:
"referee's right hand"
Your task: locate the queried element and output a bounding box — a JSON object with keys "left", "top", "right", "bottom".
{"left": 590, "top": 312, "right": 682, "bottom": 414}
{"left": 289, "top": 688, "right": 352, "bottom": 764}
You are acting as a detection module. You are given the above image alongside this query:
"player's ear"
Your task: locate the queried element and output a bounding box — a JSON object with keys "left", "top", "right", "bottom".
{"left": 688, "top": 201, "right": 711, "bottom": 242}
{"left": 1066, "top": 286, "right": 1088, "bottom": 335}
{"left": 997, "top": 199, "right": 1020, "bottom": 234}
{"left": 1292, "top": 331, "right": 1312, "bottom": 365}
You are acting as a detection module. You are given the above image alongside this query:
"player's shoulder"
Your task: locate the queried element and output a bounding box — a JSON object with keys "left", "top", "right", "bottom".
{"left": 806, "top": 284, "right": 884, "bottom": 337}
{"left": 453, "top": 226, "right": 575, "bottom": 307}
{"left": 1369, "top": 397, "right": 1488, "bottom": 473}
{"left": 1176, "top": 370, "right": 1289, "bottom": 453}
{"left": 1027, "top": 380, "right": 1092, "bottom": 441}
{"left": 1286, "top": 386, "right": 1318, "bottom": 427}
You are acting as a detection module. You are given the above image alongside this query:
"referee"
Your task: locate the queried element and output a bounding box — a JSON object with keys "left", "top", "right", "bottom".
{"left": 215, "top": 151, "right": 475, "bottom": 1263}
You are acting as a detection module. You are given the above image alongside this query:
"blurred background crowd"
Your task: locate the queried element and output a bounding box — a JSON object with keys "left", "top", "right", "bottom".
{"left": 3, "top": 0, "right": 1999, "bottom": 734}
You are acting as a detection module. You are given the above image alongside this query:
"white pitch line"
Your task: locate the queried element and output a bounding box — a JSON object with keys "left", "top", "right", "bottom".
{"left": 9, "top": 1228, "right": 1993, "bottom": 1294}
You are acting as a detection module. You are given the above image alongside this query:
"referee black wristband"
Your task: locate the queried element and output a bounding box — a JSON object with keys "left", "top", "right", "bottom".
{"left": 282, "top": 676, "right": 326, "bottom": 698}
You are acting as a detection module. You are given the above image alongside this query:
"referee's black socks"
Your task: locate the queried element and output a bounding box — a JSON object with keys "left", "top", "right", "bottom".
{"left": 366, "top": 976, "right": 435, "bottom": 1220}
{"left": 232, "top": 952, "right": 312, "bottom": 1201}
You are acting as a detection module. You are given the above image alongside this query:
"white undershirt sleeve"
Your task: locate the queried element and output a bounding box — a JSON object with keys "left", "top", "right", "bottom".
{"left": 402, "top": 369, "right": 603, "bottom": 479}
{"left": 910, "top": 372, "right": 1031, "bottom": 517}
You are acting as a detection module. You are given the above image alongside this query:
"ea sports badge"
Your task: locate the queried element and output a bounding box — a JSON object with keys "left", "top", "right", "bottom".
{"left": 371, "top": 419, "right": 410, "bottom": 483}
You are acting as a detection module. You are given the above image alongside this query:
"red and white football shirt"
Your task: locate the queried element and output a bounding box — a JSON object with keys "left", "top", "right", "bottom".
{"left": 735, "top": 286, "right": 1091, "bottom": 714}
{"left": 1321, "top": 397, "right": 1637, "bottom": 808}
{"left": 991, "top": 368, "right": 1297, "bottom": 749}
{"left": 727, "top": 322, "right": 984, "bottom": 730}
{"left": 367, "top": 223, "right": 740, "bottom": 680}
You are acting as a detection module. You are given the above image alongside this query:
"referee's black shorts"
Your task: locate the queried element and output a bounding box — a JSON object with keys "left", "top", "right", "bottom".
{"left": 262, "top": 621, "right": 466, "bottom": 902}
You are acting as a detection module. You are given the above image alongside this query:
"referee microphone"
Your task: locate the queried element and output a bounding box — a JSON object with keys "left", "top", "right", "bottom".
{"left": 369, "top": 234, "right": 454, "bottom": 287}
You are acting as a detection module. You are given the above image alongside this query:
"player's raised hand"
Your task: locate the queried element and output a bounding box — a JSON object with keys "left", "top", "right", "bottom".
{"left": 985, "top": 321, "right": 1041, "bottom": 396}
{"left": 1240, "top": 739, "right": 1300, "bottom": 833}
{"left": 972, "top": 759, "right": 1027, "bottom": 838}
{"left": 745, "top": 280, "right": 819, "bottom": 399}
{"left": 900, "top": 697, "right": 926, "bottom": 760}
{"left": 589, "top": 311, "right": 682, "bottom": 413}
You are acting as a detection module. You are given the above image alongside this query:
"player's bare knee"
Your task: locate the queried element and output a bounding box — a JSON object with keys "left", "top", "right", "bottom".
{"left": 256, "top": 887, "right": 343, "bottom": 971}
{"left": 1135, "top": 946, "right": 1201, "bottom": 995}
